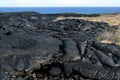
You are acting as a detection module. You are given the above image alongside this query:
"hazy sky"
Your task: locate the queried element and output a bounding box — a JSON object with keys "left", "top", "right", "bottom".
{"left": 0, "top": 0, "right": 120, "bottom": 7}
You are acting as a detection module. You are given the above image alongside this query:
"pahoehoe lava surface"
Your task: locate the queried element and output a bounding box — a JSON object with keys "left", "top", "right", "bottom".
{"left": 0, "top": 12, "right": 120, "bottom": 80}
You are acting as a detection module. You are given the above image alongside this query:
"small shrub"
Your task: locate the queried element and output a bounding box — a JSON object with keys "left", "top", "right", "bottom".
{"left": 96, "top": 25, "right": 120, "bottom": 45}
{"left": 96, "top": 31, "right": 113, "bottom": 42}
{"left": 112, "top": 27, "right": 120, "bottom": 43}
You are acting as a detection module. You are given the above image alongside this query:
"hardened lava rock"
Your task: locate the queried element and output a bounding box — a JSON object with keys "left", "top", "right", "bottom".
{"left": 0, "top": 12, "right": 120, "bottom": 80}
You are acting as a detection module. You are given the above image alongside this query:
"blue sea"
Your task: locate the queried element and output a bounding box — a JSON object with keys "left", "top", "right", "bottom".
{"left": 0, "top": 7, "right": 120, "bottom": 14}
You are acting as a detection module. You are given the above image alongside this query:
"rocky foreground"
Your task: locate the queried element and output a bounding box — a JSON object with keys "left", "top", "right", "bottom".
{"left": 0, "top": 12, "right": 120, "bottom": 80}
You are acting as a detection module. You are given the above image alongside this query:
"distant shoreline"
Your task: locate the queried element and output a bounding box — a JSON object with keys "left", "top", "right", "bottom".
{"left": 0, "top": 11, "right": 120, "bottom": 16}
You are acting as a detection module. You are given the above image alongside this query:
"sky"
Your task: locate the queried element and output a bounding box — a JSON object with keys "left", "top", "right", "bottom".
{"left": 0, "top": 0, "right": 120, "bottom": 7}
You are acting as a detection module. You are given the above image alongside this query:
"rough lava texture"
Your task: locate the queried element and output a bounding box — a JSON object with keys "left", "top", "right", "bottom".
{"left": 0, "top": 12, "right": 120, "bottom": 80}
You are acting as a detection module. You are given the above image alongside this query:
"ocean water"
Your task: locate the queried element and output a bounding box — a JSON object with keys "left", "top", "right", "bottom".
{"left": 0, "top": 7, "right": 120, "bottom": 14}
